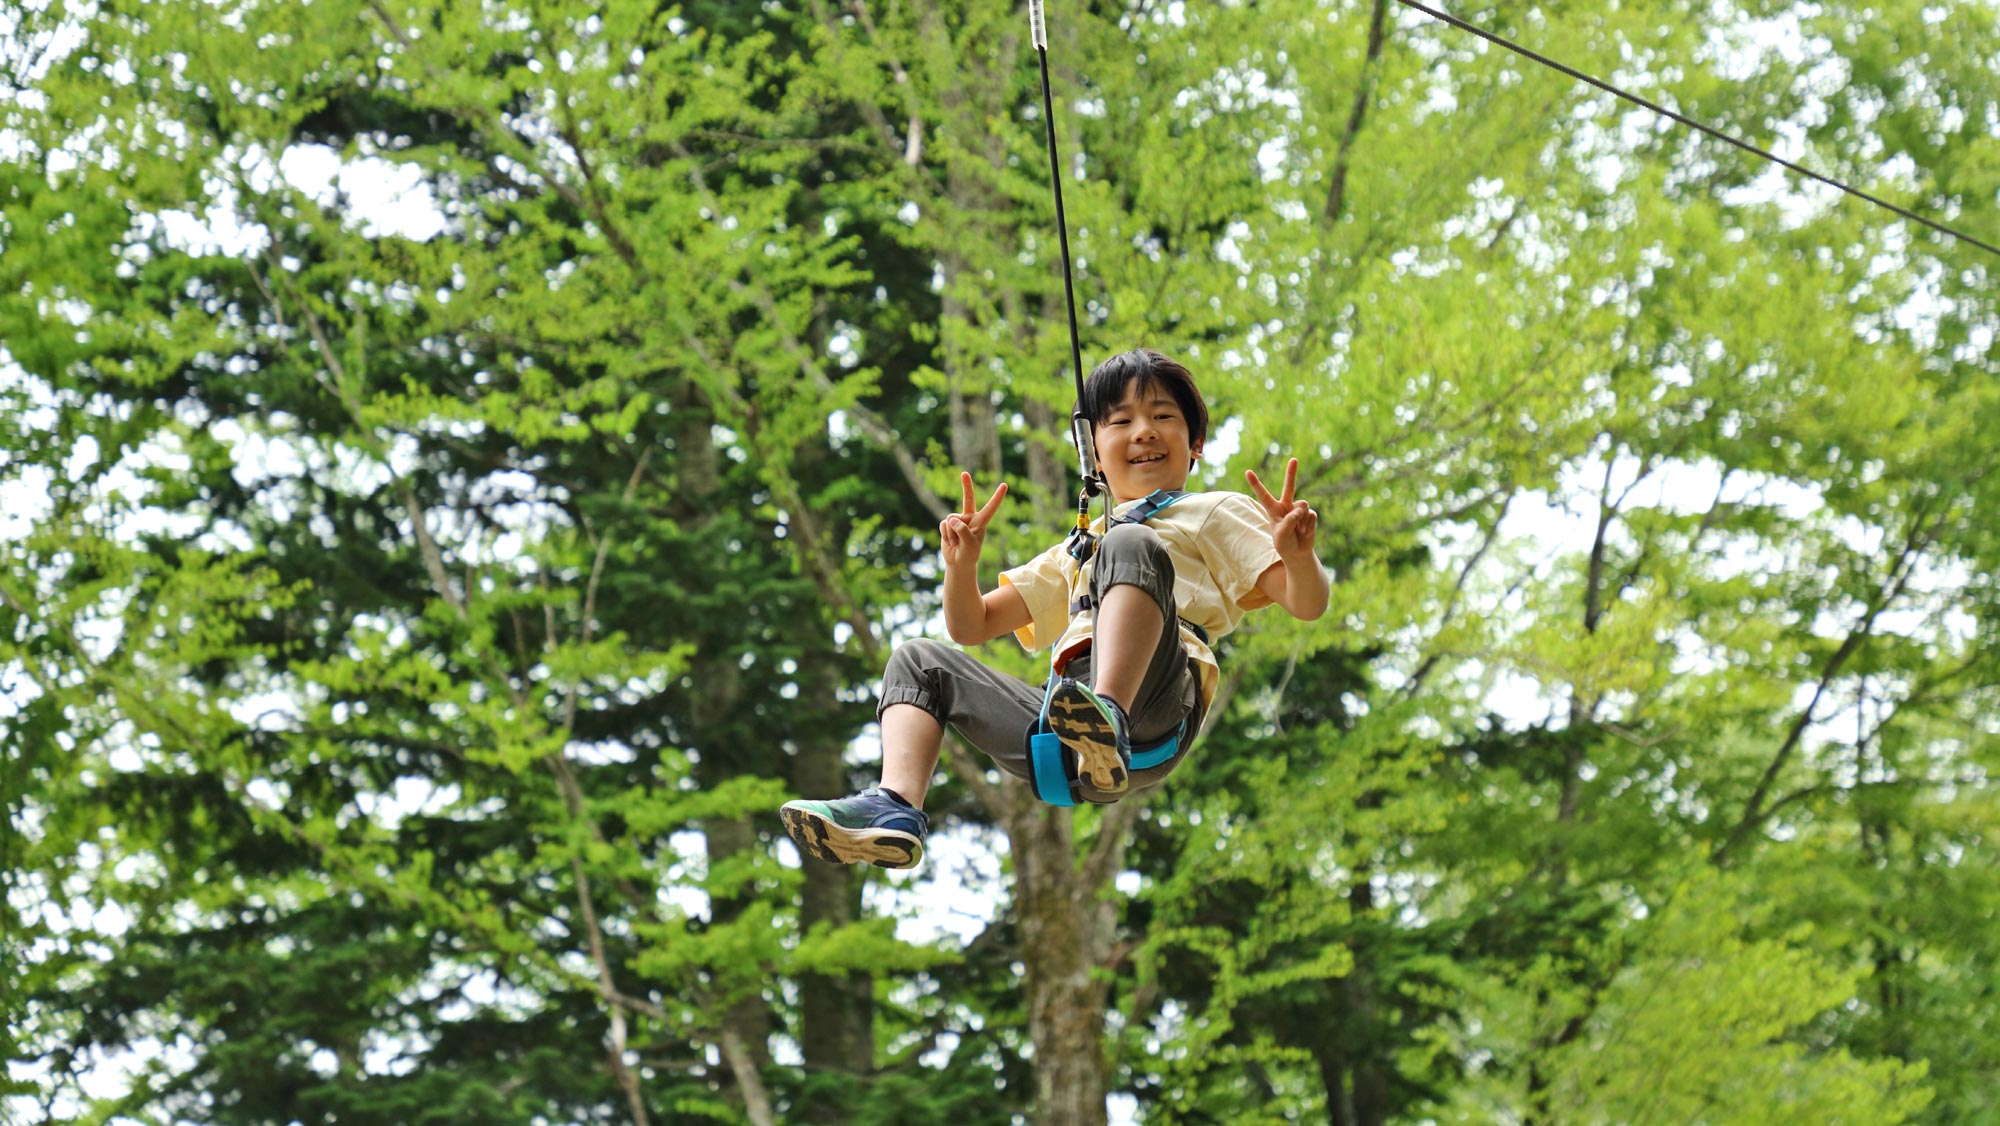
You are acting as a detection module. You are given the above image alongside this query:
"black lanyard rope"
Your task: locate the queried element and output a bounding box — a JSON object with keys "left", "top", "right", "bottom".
{"left": 1029, "top": 0, "right": 1105, "bottom": 561}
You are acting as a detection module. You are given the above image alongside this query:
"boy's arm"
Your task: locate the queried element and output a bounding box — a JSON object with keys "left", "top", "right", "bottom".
{"left": 1244, "top": 459, "right": 1330, "bottom": 621}
{"left": 942, "top": 577, "right": 1033, "bottom": 646}
{"left": 939, "top": 472, "right": 1031, "bottom": 644}
{"left": 1253, "top": 557, "right": 1331, "bottom": 621}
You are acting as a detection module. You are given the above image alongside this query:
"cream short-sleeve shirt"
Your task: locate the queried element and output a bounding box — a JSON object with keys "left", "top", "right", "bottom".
{"left": 998, "top": 491, "right": 1284, "bottom": 710}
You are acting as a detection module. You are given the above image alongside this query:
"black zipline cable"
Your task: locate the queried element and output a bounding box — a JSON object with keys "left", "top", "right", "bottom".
{"left": 1394, "top": 0, "right": 2000, "bottom": 260}
{"left": 1025, "top": 0, "right": 1996, "bottom": 535}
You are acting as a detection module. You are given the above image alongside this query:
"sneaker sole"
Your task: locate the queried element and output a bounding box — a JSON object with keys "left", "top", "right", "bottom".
{"left": 780, "top": 804, "right": 925, "bottom": 870}
{"left": 1047, "top": 683, "right": 1129, "bottom": 795}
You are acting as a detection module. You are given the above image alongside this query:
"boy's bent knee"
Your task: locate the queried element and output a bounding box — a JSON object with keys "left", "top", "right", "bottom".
{"left": 887, "top": 636, "right": 951, "bottom": 673}
{"left": 1099, "top": 522, "right": 1167, "bottom": 560}
{"left": 1094, "top": 524, "right": 1175, "bottom": 604}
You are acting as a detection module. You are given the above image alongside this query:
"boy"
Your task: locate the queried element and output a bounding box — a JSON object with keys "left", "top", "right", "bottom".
{"left": 780, "top": 348, "right": 1329, "bottom": 869}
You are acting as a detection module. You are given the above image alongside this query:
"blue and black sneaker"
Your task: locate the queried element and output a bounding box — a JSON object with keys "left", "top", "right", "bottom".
{"left": 1046, "top": 681, "right": 1132, "bottom": 795}
{"left": 780, "top": 787, "right": 929, "bottom": 870}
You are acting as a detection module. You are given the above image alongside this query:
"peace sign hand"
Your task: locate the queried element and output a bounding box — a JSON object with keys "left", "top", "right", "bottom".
{"left": 940, "top": 471, "right": 1009, "bottom": 570}
{"left": 1245, "top": 457, "right": 1318, "bottom": 562}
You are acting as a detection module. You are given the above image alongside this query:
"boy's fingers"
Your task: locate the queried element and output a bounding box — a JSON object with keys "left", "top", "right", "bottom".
{"left": 1245, "top": 469, "right": 1278, "bottom": 511}
{"left": 960, "top": 471, "right": 975, "bottom": 514}
{"left": 1280, "top": 458, "right": 1298, "bottom": 505}
{"left": 975, "top": 481, "right": 1008, "bottom": 525}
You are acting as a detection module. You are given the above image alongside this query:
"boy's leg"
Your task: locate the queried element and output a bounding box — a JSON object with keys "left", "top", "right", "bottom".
{"left": 875, "top": 638, "right": 1045, "bottom": 802}
{"left": 1048, "top": 522, "right": 1194, "bottom": 795}
{"left": 879, "top": 703, "right": 944, "bottom": 808}
{"left": 782, "top": 638, "right": 1043, "bottom": 869}
{"left": 1090, "top": 584, "right": 1163, "bottom": 713}
{"left": 1088, "top": 523, "right": 1189, "bottom": 728}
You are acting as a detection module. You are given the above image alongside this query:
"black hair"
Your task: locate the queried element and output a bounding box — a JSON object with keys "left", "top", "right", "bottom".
{"left": 1078, "top": 348, "right": 1210, "bottom": 455}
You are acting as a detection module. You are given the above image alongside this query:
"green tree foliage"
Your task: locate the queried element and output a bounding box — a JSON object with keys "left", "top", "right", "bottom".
{"left": 4, "top": 0, "right": 1997, "bottom": 1122}
{"left": 1096, "top": 1, "right": 2000, "bottom": 1122}
{"left": 1, "top": 0, "right": 954, "bottom": 1120}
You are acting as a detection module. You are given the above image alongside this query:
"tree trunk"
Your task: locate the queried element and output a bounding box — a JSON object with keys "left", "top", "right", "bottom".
{"left": 1008, "top": 795, "right": 1116, "bottom": 1126}
{"left": 704, "top": 814, "right": 776, "bottom": 1078}
{"left": 1024, "top": 372, "right": 1068, "bottom": 529}
{"left": 1319, "top": 872, "right": 1388, "bottom": 1126}
{"left": 677, "top": 385, "right": 790, "bottom": 1117}
{"left": 792, "top": 669, "right": 876, "bottom": 1081}
{"left": 934, "top": 19, "right": 1119, "bottom": 1120}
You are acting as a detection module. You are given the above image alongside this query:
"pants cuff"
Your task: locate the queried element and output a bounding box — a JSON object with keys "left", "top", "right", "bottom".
{"left": 877, "top": 684, "right": 941, "bottom": 725}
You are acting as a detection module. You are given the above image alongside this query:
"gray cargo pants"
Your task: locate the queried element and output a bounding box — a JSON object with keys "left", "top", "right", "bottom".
{"left": 877, "top": 523, "right": 1202, "bottom": 803}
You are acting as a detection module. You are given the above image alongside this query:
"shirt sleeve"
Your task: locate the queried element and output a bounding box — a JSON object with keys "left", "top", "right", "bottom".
{"left": 999, "top": 541, "right": 1075, "bottom": 652}
{"left": 1199, "top": 493, "right": 1284, "bottom": 611}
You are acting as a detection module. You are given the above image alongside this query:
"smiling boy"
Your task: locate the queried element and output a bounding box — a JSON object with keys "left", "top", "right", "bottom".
{"left": 780, "top": 348, "right": 1330, "bottom": 870}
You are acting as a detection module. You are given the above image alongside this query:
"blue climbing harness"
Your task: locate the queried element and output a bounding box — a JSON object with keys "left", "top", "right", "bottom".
{"left": 1029, "top": 490, "right": 1209, "bottom": 807}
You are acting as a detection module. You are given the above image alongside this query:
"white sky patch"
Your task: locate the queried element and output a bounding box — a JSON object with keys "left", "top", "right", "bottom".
{"left": 1196, "top": 415, "right": 1244, "bottom": 487}
{"left": 155, "top": 180, "right": 272, "bottom": 258}
{"left": 210, "top": 417, "right": 311, "bottom": 488}
{"left": 663, "top": 829, "right": 712, "bottom": 922}
{"left": 351, "top": 776, "right": 463, "bottom": 832}
{"left": 867, "top": 821, "right": 1010, "bottom": 947}
{"left": 0, "top": 357, "right": 60, "bottom": 538}
{"left": 276, "top": 144, "right": 449, "bottom": 242}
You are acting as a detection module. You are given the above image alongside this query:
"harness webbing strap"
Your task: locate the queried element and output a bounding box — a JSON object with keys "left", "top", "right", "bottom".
{"left": 1026, "top": 487, "right": 1207, "bottom": 806}
{"left": 1028, "top": 677, "right": 1075, "bottom": 807}
{"left": 1129, "top": 726, "right": 1183, "bottom": 771}
{"left": 1067, "top": 488, "right": 1187, "bottom": 563}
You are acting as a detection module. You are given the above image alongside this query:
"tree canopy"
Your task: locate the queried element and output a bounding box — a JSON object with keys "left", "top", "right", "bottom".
{"left": 4, "top": 0, "right": 1996, "bottom": 1123}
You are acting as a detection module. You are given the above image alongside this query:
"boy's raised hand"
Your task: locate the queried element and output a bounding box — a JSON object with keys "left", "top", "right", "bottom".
{"left": 1245, "top": 457, "right": 1318, "bottom": 561}
{"left": 940, "top": 471, "right": 1008, "bottom": 569}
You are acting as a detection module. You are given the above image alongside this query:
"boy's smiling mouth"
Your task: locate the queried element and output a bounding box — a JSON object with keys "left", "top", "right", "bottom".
{"left": 1129, "top": 452, "right": 1166, "bottom": 464}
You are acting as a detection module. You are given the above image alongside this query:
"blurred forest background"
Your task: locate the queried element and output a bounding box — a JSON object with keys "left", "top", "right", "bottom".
{"left": 3, "top": 0, "right": 1997, "bottom": 1122}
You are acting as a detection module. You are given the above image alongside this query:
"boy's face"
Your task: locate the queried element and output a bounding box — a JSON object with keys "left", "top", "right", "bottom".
{"left": 1093, "top": 379, "right": 1203, "bottom": 504}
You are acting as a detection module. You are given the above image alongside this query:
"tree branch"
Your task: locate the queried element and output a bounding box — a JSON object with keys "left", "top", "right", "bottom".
{"left": 1406, "top": 491, "right": 1513, "bottom": 697}
{"left": 1713, "top": 503, "right": 1944, "bottom": 864}
{"left": 1323, "top": 0, "right": 1392, "bottom": 224}
{"left": 564, "top": 448, "right": 653, "bottom": 729}
{"left": 717, "top": 1025, "right": 780, "bottom": 1126}
{"left": 942, "top": 730, "right": 1007, "bottom": 822}
{"left": 846, "top": 0, "right": 924, "bottom": 166}
{"left": 1584, "top": 445, "right": 1619, "bottom": 635}
{"left": 1081, "top": 792, "right": 1153, "bottom": 900}
{"left": 568, "top": 854, "right": 652, "bottom": 1126}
